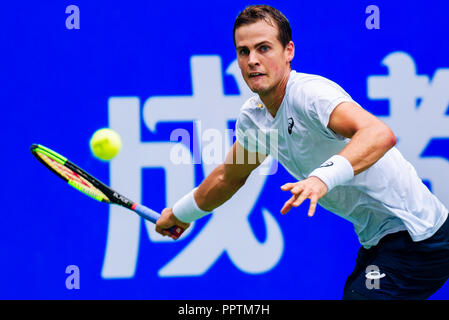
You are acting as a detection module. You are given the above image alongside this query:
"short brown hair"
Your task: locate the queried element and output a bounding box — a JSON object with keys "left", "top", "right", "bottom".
{"left": 233, "top": 5, "right": 292, "bottom": 48}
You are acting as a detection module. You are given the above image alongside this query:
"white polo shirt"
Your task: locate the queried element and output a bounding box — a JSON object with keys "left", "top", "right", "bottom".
{"left": 236, "top": 70, "right": 448, "bottom": 248}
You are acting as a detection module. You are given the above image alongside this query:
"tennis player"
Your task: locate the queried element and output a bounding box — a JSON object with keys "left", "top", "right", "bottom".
{"left": 155, "top": 5, "right": 449, "bottom": 300}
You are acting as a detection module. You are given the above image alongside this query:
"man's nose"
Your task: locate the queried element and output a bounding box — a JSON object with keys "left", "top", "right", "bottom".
{"left": 248, "top": 52, "right": 260, "bottom": 67}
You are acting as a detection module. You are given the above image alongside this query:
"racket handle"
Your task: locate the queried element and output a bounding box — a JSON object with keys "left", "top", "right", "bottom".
{"left": 133, "top": 204, "right": 185, "bottom": 238}
{"left": 133, "top": 203, "right": 160, "bottom": 222}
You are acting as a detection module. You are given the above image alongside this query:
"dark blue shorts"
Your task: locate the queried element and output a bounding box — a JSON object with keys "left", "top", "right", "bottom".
{"left": 343, "top": 215, "right": 449, "bottom": 300}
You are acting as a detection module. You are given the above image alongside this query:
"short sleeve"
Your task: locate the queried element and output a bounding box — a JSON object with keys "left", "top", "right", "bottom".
{"left": 301, "top": 78, "right": 354, "bottom": 139}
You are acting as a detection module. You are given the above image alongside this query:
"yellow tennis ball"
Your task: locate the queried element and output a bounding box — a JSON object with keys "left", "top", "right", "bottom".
{"left": 89, "top": 128, "right": 122, "bottom": 161}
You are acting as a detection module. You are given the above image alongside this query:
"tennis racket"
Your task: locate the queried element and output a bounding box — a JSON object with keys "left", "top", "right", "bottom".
{"left": 30, "top": 143, "right": 184, "bottom": 238}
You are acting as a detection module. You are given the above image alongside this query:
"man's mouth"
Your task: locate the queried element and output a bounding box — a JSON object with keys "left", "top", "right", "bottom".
{"left": 249, "top": 72, "right": 266, "bottom": 78}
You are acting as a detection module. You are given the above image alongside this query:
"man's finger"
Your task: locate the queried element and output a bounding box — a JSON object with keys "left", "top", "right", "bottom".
{"left": 281, "top": 195, "right": 297, "bottom": 214}
{"left": 281, "top": 183, "right": 295, "bottom": 191}
{"left": 292, "top": 192, "right": 308, "bottom": 207}
{"left": 280, "top": 204, "right": 291, "bottom": 215}
{"left": 308, "top": 196, "right": 318, "bottom": 217}
{"left": 291, "top": 183, "right": 304, "bottom": 195}
{"left": 156, "top": 224, "right": 171, "bottom": 237}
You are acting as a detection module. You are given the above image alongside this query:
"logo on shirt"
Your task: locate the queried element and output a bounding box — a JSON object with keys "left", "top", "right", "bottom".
{"left": 288, "top": 117, "right": 294, "bottom": 134}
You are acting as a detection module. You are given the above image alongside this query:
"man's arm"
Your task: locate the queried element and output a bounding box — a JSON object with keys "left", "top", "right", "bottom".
{"left": 281, "top": 101, "right": 397, "bottom": 216}
{"left": 195, "top": 141, "right": 266, "bottom": 211}
{"left": 327, "top": 101, "right": 397, "bottom": 175}
{"left": 156, "top": 142, "right": 266, "bottom": 238}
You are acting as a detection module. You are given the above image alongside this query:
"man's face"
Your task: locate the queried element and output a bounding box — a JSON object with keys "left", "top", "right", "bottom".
{"left": 234, "top": 20, "right": 294, "bottom": 96}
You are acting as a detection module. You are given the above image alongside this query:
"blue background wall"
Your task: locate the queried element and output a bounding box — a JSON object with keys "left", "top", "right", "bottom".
{"left": 1, "top": 1, "right": 449, "bottom": 299}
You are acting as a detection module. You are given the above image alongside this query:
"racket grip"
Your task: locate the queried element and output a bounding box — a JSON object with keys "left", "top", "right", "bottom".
{"left": 133, "top": 204, "right": 160, "bottom": 223}
{"left": 133, "top": 204, "right": 185, "bottom": 238}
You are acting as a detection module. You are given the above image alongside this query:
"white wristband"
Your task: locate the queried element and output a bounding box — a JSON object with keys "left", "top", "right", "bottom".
{"left": 308, "top": 155, "right": 354, "bottom": 191}
{"left": 172, "top": 188, "right": 211, "bottom": 223}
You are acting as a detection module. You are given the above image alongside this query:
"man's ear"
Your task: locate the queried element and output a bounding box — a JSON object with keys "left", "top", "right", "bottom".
{"left": 285, "top": 41, "right": 295, "bottom": 63}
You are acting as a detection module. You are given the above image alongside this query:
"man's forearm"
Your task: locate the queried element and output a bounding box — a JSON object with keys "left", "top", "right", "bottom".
{"left": 339, "top": 125, "right": 396, "bottom": 175}
{"left": 195, "top": 164, "right": 247, "bottom": 212}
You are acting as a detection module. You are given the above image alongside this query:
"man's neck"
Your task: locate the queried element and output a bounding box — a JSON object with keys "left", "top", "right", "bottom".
{"left": 259, "top": 71, "right": 290, "bottom": 118}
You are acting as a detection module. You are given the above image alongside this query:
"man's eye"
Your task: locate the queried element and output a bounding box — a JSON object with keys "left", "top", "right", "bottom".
{"left": 239, "top": 49, "right": 249, "bottom": 55}
{"left": 260, "top": 45, "right": 269, "bottom": 52}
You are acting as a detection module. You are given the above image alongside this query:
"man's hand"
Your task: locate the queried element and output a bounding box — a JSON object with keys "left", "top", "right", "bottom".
{"left": 155, "top": 208, "right": 190, "bottom": 240}
{"left": 280, "top": 176, "right": 328, "bottom": 217}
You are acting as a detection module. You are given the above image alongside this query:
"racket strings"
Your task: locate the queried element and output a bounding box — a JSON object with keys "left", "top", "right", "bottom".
{"left": 37, "top": 152, "right": 109, "bottom": 202}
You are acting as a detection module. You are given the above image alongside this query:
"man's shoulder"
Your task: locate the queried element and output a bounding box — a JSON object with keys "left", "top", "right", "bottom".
{"left": 239, "top": 95, "right": 262, "bottom": 112}
{"left": 288, "top": 71, "right": 343, "bottom": 97}
{"left": 236, "top": 95, "right": 266, "bottom": 131}
{"left": 238, "top": 95, "right": 267, "bottom": 121}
